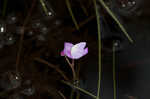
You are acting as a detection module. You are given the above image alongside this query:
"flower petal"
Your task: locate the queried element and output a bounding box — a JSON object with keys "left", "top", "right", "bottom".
{"left": 63, "top": 42, "right": 74, "bottom": 58}
{"left": 83, "top": 47, "right": 88, "bottom": 55}
{"left": 71, "top": 42, "right": 87, "bottom": 59}
{"left": 74, "top": 42, "right": 86, "bottom": 50}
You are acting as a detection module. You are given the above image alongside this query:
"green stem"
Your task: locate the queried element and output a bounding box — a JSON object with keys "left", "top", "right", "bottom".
{"left": 65, "top": 0, "right": 79, "bottom": 30}
{"left": 93, "top": 0, "right": 102, "bottom": 99}
{"left": 39, "top": 0, "right": 49, "bottom": 16}
{"left": 65, "top": 57, "right": 76, "bottom": 99}
{"left": 2, "top": 0, "right": 8, "bottom": 17}
{"left": 65, "top": 56, "right": 76, "bottom": 80}
{"left": 113, "top": 43, "right": 117, "bottom": 99}
{"left": 76, "top": 92, "right": 80, "bottom": 99}
{"left": 62, "top": 80, "right": 97, "bottom": 99}
{"left": 70, "top": 90, "right": 75, "bottom": 99}
{"left": 98, "top": 0, "right": 133, "bottom": 43}
{"left": 79, "top": 1, "right": 88, "bottom": 16}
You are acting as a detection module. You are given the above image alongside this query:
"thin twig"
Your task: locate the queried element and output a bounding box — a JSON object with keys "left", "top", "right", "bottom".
{"left": 65, "top": 56, "right": 72, "bottom": 67}
{"left": 16, "top": 0, "right": 36, "bottom": 75}
{"left": 34, "top": 57, "right": 69, "bottom": 81}
{"left": 64, "top": 56, "right": 75, "bottom": 99}
{"left": 79, "top": 1, "right": 88, "bottom": 16}
{"left": 71, "top": 15, "right": 95, "bottom": 32}
{"left": 58, "top": 91, "right": 67, "bottom": 99}
{"left": 64, "top": 56, "right": 76, "bottom": 80}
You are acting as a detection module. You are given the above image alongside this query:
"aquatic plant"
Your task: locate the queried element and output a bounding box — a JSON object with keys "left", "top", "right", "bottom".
{"left": 61, "top": 42, "right": 88, "bottom": 80}
{"left": 61, "top": 42, "right": 88, "bottom": 99}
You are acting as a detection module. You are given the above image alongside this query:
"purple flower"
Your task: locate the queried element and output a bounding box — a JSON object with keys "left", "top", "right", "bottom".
{"left": 61, "top": 42, "right": 88, "bottom": 59}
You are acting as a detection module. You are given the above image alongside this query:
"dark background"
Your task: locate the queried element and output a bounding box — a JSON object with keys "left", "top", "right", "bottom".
{"left": 0, "top": 0, "right": 150, "bottom": 99}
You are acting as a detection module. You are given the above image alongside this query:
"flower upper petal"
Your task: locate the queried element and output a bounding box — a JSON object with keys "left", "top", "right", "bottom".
{"left": 71, "top": 42, "right": 88, "bottom": 59}
{"left": 74, "top": 42, "right": 86, "bottom": 49}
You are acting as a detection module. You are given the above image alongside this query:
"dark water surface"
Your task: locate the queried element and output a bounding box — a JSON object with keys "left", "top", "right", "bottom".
{"left": 0, "top": 0, "right": 150, "bottom": 99}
